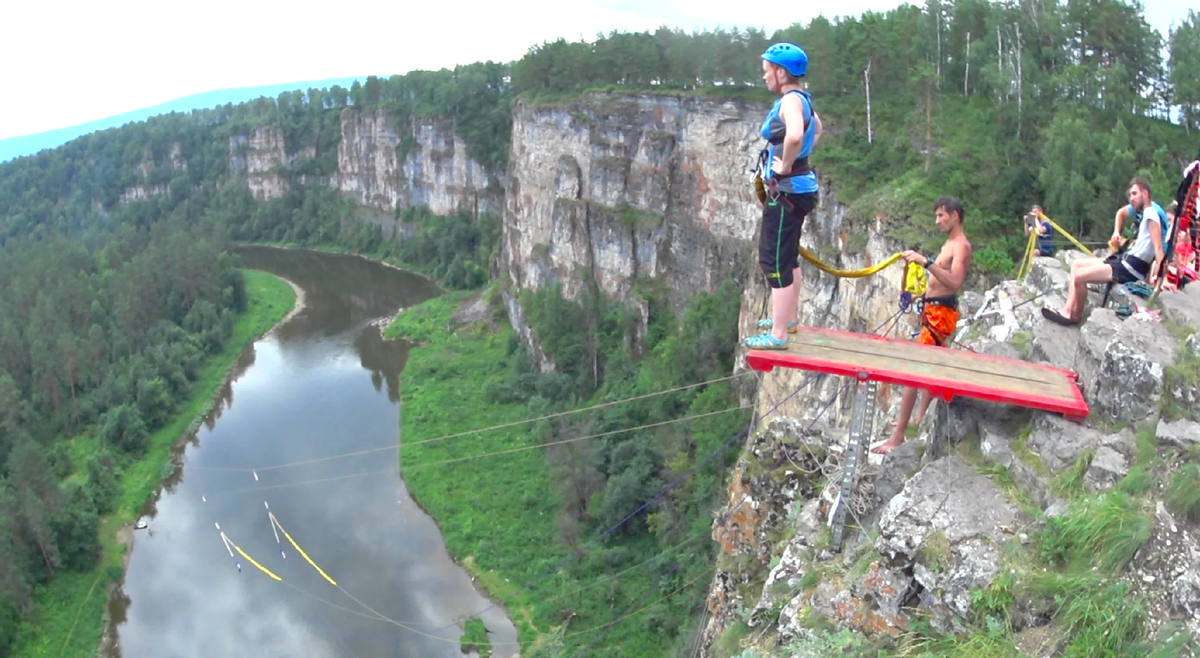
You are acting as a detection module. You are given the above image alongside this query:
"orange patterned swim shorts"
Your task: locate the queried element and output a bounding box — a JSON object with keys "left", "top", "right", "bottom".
{"left": 918, "top": 304, "right": 959, "bottom": 347}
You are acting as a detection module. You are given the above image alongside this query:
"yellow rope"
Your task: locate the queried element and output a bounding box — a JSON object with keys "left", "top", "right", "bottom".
{"left": 1016, "top": 229, "right": 1037, "bottom": 281}
{"left": 1035, "top": 211, "right": 1093, "bottom": 255}
{"left": 798, "top": 246, "right": 902, "bottom": 278}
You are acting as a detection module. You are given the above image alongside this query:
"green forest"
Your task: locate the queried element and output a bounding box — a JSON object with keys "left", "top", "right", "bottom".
{"left": 1, "top": 1, "right": 1199, "bottom": 656}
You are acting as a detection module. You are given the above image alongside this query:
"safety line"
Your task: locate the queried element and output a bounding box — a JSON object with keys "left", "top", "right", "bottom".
{"left": 429, "top": 369, "right": 822, "bottom": 635}
{"left": 211, "top": 370, "right": 823, "bottom": 650}
{"left": 191, "top": 373, "right": 749, "bottom": 473}
{"left": 567, "top": 563, "right": 683, "bottom": 658}
{"left": 204, "top": 405, "right": 750, "bottom": 497}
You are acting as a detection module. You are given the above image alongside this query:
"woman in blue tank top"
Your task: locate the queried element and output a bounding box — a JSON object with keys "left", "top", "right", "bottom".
{"left": 746, "top": 42, "right": 823, "bottom": 350}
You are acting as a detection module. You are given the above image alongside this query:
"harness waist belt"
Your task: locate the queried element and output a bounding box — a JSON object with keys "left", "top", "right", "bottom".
{"left": 924, "top": 294, "right": 959, "bottom": 310}
{"left": 774, "top": 156, "right": 812, "bottom": 178}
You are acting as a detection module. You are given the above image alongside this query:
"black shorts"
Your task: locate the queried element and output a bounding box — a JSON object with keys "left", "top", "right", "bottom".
{"left": 1105, "top": 253, "right": 1146, "bottom": 285}
{"left": 759, "top": 191, "right": 818, "bottom": 288}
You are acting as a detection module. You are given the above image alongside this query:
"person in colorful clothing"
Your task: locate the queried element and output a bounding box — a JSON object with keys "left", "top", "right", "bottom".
{"left": 745, "top": 42, "right": 823, "bottom": 350}
{"left": 872, "top": 196, "right": 973, "bottom": 455}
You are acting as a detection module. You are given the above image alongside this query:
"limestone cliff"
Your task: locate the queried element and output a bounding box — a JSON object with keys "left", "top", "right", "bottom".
{"left": 118, "top": 143, "right": 186, "bottom": 204}
{"left": 228, "top": 125, "right": 294, "bottom": 200}
{"left": 499, "top": 92, "right": 763, "bottom": 318}
{"left": 335, "top": 108, "right": 503, "bottom": 215}
{"left": 225, "top": 109, "right": 503, "bottom": 214}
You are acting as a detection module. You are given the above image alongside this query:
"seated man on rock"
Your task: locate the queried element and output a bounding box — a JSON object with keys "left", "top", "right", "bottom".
{"left": 1042, "top": 177, "right": 1167, "bottom": 326}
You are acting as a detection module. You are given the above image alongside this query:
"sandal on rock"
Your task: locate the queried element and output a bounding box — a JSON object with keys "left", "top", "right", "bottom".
{"left": 1040, "top": 307, "right": 1078, "bottom": 326}
{"left": 757, "top": 319, "right": 799, "bottom": 333}
{"left": 745, "top": 332, "right": 789, "bottom": 350}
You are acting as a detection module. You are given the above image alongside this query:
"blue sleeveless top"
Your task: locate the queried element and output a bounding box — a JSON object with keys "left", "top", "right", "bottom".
{"left": 760, "top": 89, "right": 818, "bottom": 195}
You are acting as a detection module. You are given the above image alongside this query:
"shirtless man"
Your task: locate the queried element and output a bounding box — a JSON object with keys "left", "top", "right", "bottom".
{"left": 872, "top": 196, "right": 973, "bottom": 455}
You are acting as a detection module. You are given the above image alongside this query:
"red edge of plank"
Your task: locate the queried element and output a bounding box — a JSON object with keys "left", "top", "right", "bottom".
{"left": 744, "top": 327, "right": 1090, "bottom": 421}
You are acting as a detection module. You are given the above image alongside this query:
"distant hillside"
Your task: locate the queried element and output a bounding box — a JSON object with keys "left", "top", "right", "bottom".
{"left": 0, "top": 76, "right": 367, "bottom": 163}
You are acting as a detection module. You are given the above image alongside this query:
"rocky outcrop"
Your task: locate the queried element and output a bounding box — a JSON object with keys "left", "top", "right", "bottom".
{"left": 336, "top": 108, "right": 503, "bottom": 215}
{"left": 876, "top": 456, "right": 1020, "bottom": 633}
{"left": 701, "top": 235, "right": 1200, "bottom": 655}
{"left": 500, "top": 93, "right": 762, "bottom": 317}
{"left": 224, "top": 108, "right": 502, "bottom": 213}
{"left": 118, "top": 143, "right": 186, "bottom": 204}
{"left": 229, "top": 125, "right": 293, "bottom": 200}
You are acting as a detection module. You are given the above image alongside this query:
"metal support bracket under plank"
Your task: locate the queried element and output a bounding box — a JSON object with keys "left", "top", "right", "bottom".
{"left": 829, "top": 373, "right": 876, "bottom": 553}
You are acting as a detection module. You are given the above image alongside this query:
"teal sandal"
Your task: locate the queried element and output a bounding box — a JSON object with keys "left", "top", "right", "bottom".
{"left": 757, "top": 319, "right": 799, "bottom": 333}
{"left": 745, "top": 332, "right": 789, "bottom": 350}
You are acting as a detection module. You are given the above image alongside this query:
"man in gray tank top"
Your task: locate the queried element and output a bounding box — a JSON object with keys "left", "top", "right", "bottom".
{"left": 1042, "top": 177, "right": 1166, "bottom": 326}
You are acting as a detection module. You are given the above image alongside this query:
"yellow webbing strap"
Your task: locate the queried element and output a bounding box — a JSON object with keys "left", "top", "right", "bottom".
{"left": 1035, "top": 211, "right": 1093, "bottom": 256}
{"left": 798, "top": 246, "right": 902, "bottom": 278}
{"left": 1016, "top": 229, "right": 1037, "bottom": 281}
{"left": 905, "top": 260, "right": 928, "bottom": 296}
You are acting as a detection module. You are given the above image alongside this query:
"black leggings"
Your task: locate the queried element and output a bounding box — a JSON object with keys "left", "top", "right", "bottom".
{"left": 758, "top": 191, "right": 818, "bottom": 288}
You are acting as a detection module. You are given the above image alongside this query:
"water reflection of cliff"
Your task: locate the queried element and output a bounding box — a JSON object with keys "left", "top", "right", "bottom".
{"left": 355, "top": 329, "right": 406, "bottom": 402}
{"left": 233, "top": 246, "right": 437, "bottom": 403}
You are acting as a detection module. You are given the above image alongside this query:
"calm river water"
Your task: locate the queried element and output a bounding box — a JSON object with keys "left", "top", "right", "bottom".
{"left": 102, "top": 245, "right": 519, "bottom": 658}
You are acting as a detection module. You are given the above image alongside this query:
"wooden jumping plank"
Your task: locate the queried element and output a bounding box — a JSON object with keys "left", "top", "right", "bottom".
{"left": 745, "top": 325, "right": 1089, "bottom": 421}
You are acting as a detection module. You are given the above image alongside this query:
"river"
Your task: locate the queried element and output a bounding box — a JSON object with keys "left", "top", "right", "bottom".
{"left": 101, "top": 245, "right": 520, "bottom": 658}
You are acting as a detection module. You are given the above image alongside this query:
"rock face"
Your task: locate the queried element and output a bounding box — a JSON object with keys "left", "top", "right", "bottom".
{"left": 499, "top": 93, "right": 762, "bottom": 317}
{"left": 229, "top": 125, "right": 294, "bottom": 200}
{"left": 336, "top": 108, "right": 503, "bottom": 215}
{"left": 225, "top": 108, "right": 502, "bottom": 213}
{"left": 876, "top": 456, "right": 1019, "bottom": 632}
{"left": 1074, "top": 309, "right": 1177, "bottom": 422}
{"left": 701, "top": 236, "right": 1200, "bottom": 655}
{"left": 118, "top": 143, "right": 186, "bottom": 204}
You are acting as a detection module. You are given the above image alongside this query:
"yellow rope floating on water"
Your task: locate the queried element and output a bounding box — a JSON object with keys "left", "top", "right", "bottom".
{"left": 223, "top": 532, "right": 282, "bottom": 581}
{"left": 271, "top": 513, "right": 338, "bottom": 586}
{"left": 798, "top": 246, "right": 903, "bottom": 278}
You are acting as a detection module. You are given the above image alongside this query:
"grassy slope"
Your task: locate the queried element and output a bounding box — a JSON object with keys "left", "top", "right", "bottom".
{"left": 385, "top": 291, "right": 556, "bottom": 650}
{"left": 386, "top": 290, "right": 725, "bottom": 657}
{"left": 13, "top": 269, "right": 296, "bottom": 658}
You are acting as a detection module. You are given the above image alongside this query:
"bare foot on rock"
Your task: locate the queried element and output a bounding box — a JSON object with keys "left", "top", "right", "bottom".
{"left": 871, "top": 436, "right": 905, "bottom": 455}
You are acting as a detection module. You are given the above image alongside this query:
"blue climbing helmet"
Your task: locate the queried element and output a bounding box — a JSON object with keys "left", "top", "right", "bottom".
{"left": 762, "top": 43, "right": 808, "bottom": 78}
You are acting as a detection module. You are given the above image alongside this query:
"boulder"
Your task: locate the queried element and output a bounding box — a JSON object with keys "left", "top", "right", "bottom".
{"left": 1029, "top": 311, "right": 1080, "bottom": 371}
{"left": 1027, "top": 413, "right": 1107, "bottom": 474}
{"left": 1083, "top": 442, "right": 1132, "bottom": 492}
{"left": 876, "top": 456, "right": 1019, "bottom": 632}
{"left": 872, "top": 440, "right": 923, "bottom": 510}
{"left": 1027, "top": 257, "right": 1071, "bottom": 295}
{"left": 1158, "top": 285, "right": 1200, "bottom": 332}
{"left": 1171, "top": 573, "right": 1200, "bottom": 620}
{"left": 1157, "top": 418, "right": 1200, "bottom": 448}
{"left": 1074, "top": 309, "right": 1177, "bottom": 423}
{"left": 979, "top": 422, "right": 1051, "bottom": 509}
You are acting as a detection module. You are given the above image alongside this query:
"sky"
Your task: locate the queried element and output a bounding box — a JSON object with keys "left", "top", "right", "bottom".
{"left": 0, "top": 0, "right": 1192, "bottom": 141}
